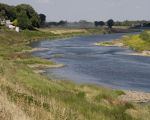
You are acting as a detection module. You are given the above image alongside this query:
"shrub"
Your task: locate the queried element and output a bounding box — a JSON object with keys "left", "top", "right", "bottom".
{"left": 140, "top": 31, "right": 150, "bottom": 42}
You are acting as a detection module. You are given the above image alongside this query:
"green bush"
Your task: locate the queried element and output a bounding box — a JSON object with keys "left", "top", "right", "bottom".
{"left": 140, "top": 31, "right": 150, "bottom": 42}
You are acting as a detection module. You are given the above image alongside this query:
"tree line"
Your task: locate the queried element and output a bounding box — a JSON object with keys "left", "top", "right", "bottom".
{"left": 94, "top": 20, "right": 150, "bottom": 28}
{"left": 95, "top": 19, "right": 114, "bottom": 28}
{"left": 0, "top": 3, "right": 46, "bottom": 29}
{"left": 47, "top": 20, "right": 67, "bottom": 26}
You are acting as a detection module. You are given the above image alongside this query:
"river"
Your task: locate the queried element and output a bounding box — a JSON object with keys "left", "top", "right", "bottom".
{"left": 31, "top": 33, "right": 150, "bottom": 92}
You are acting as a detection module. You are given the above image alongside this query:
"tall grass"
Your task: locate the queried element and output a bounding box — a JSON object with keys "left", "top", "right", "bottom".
{"left": 1, "top": 59, "right": 141, "bottom": 120}
{"left": 122, "top": 32, "right": 150, "bottom": 52}
{"left": 96, "top": 31, "right": 150, "bottom": 52}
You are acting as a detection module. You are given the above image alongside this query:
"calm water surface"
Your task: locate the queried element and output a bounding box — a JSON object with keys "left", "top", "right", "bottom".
{"left": 31, "top": 33, "right": 150, "bottom": 92}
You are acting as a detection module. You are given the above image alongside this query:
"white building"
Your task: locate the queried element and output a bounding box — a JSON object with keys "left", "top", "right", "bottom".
{"left": 0, "top": 18, "right": 20, "bottom": 32}
{"left": 0, "top": 19, "right": 6, "bottom": 25}
{"left": 5, "top": 20, "right": 12, "bottom": 27}
{"left": 8, "top": 24, "right": 15, "bottom": 30}
{"left": 15, "top": 27, "right": 20, "bottom": 32}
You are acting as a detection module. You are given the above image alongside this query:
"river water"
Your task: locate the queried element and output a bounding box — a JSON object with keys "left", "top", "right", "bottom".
{"left": 31, "top": 33, "right": 150, "bottom": 92}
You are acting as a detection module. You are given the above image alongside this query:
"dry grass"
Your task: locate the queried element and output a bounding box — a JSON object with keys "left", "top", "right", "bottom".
{"left": 0, "top": 77, "right": 31, "bottom": 120}
{"left": 39, "top": 28, "right": 87, "bottom": 34}
{"left": 95, "top": 39, "right": 123, "bottom": 47}
{"left": 0, "top": 93, "right": 31, "bottom": 120}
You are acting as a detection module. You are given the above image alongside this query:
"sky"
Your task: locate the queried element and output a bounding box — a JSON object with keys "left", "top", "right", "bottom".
{"left": 0, "top": 0, "right": 149, "bottom": 22}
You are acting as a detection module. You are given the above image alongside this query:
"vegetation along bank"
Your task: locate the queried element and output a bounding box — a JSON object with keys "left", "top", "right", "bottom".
{"left": 96, "top": 31, "right": 150, "bottom": 56}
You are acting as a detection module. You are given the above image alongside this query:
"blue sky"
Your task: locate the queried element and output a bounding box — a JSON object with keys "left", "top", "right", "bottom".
{"left": 0, "top": 0, "right": 149, "bottom": 22}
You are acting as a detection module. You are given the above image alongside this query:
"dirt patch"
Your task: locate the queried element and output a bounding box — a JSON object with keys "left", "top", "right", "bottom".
{"left": 22, "top": 48, "right": 50, "bottom": 53}
{"left": 119, "top": 90, "right": 150, "bottom": 103}
{"left": 49, "top": 29, "right": 87, "bottom": 34}
{"left": 95, "top": 41, "right": 124, "bottom": 47}
{"left": 0, "top": 92, "right": 31, "bottom": 120}
{"left": 28, "top": 64, "right": 65, "bottom": 74}
{"left": 129, "top": 51, "right": 150, "bottom": 57}
{"left": 28, "top": 64, "right": 64, "bottom": 69}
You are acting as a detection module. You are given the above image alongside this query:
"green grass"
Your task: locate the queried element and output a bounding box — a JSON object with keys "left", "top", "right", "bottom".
{"left": 0, "top": 60, "right": 138, "bottom": 120}
{"left": 122, "top": 32, "right": 150, "bottom": 52}
{"left": 96, "top": 31, "right": 150, "bottom": 52}
{"left": 15, "top": 57, "right": 56, "bottom": 65}
{"left": 1, "top": 58, "right": 150, "bottom": 120}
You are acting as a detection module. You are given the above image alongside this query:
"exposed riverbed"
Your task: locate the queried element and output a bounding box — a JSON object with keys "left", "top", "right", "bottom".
{"left": 31, "top": 33, "right": 150, "bottom": 92}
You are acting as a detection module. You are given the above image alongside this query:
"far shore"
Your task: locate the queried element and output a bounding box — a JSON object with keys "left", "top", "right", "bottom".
{"left": 95, "top": 40, "right": 150, "bottom": 57}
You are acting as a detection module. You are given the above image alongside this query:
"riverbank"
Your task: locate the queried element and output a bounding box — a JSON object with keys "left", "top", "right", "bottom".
{"left": 0, "top": 27, "right": 150, "bottom": 120}
{"left": 119, "top": 90, "right": 150, "bottom": 103}
{"left": 95, "top": 31, "right": 150, "bottom": 56}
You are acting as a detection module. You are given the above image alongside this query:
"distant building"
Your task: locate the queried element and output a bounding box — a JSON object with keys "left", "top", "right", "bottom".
{"left": 15, "top": 27, "right": 20, "bottom": 32}
{"left": 8, "top": 24, "right": 15, "bottom": 30}
{"left": 0, "top": 19, "right": 6, "bottom": 25}
{"left": 0, "top": 18, "right": 20, "bottom": 32}
{"left": 6, "top": 20, "right": 12, "bottom": 27}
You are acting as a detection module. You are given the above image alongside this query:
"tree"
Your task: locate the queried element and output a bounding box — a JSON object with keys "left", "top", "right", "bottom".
{"left": 39, "top": 14, "right": 46, "bottom": 25}
{"left": 0, "top": 3, "right": 16, "bottom": 20}
{"left": 31, "top": 13, "right": 40, "bottom": 28}
{"left": 107, "top": 19, "right": 114, "bottom": 28}
{"left": 17, "top": 10, "right": 32, "bottom": 29}
{"left": 99, "top": 21, "right": 105, "bottom": 26}
{"left": 0, "top": 3, "right": 45, "bottom": 29}
{"left": 58, "top": 20, "right": 67, "bottom": 26}
{"left": 0, "top": 10, "right": 6, "bottom": 20}
{"left": 94, "top": 21, "right": 105, "bottom": 27}
{"left": 48, "top": 22, "right": 58, "bottom": 26}
{"left": 94, "top": 21, "right": 99, "bottom": 27}
{"left": 15, "top": 4, "right": 40, "bottom": 28}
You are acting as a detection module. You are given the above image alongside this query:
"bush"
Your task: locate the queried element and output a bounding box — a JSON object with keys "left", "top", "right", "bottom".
{"left": 140, "top": 31, "right": 150, "bottom": 42}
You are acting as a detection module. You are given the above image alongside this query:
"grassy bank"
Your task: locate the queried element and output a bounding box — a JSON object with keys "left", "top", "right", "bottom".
{"left": 96, "top": 31, "right": 150, "bottom": 55}
{"left": 0, "top": 27, "right": 150, "bottom": 120}
{"left": 122, "top": 31, "right": 150, "bottom": 52}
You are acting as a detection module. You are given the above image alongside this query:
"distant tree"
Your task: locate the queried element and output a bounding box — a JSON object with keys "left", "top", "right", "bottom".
{"left": 17, "top": 10, "right": 32, "bottom": 29}
{"left": 48, "top": 22, "right": 58, "bottom": 26}
{"left": 94, "top": 21, "right": 105, "bottom": 27}
{"left": 31, "top": 13, "right": 40, "bottom": 28}
{"left": 0, "top": 9, "right": 6, "bottom": 20}
{"left": 0, "top": 3, "right": 16, "bottom": 20}
{"left": 0, "top": 3, "right": 44, "bottom": 29}
{"left": 99, "top": 21, "right": 105, "bottom": 26}
{"left": 15, "top": 4, "right": 40, "bottom": 28}
{"left": 107, "top": 19, "right": 114, "bottom": 28}
{"left": 94, "top": 21, "right": 99, "bottom": 27}
{"left": 58, "top": 20, "right": 67, "bottom": 26}
{"left": 143, "top": 22, "right": 150, "bottom": 27}
{"left": 39, "top": 14, "right": 46, "bottom": 25}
